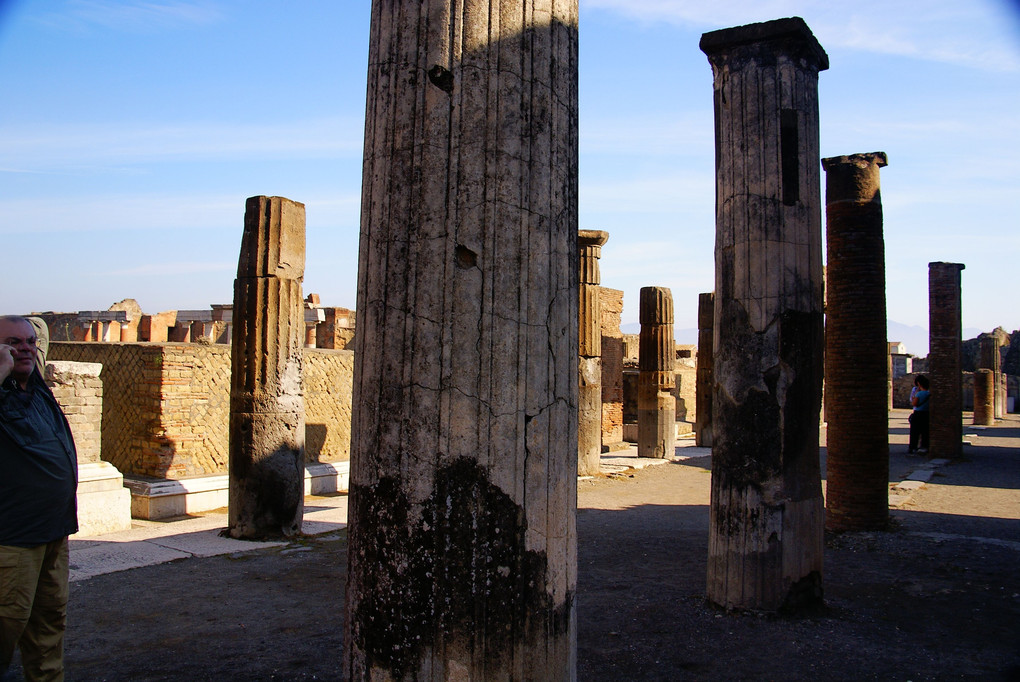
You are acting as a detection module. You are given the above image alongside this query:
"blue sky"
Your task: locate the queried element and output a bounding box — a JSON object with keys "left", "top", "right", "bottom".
{"left": 1, "top": 1, "right": 1018, "bottom": 355}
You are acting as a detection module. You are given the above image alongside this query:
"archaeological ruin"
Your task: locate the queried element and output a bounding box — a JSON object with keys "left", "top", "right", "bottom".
{"left": 579, "top": 230, "right": 610, "bottom": 475}
{"left": 928, "top": 262, "right": 966, "bottom": 459}
{"left": 701, "top": 17, "right": 828, "bottom": 612}
{"left": 637, "top": 286, "right": 676, "bottom": 458}
{"left": 822, "top": 152, "right": 890, "bottom": 532}
{"left": 228, "top": 196, "right": 308, "bottom": 539}
{"left": 344, "top": 1, "right": 579, "bottom": 679}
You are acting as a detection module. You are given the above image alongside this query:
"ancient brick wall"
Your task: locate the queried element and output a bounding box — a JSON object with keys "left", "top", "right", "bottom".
{"left": 45, "top": 361, "right": 103, "bottom": 464}
{"left": 600, "top": 287, "right": 624, "bottom": 446}
{"left": 49, "top": 342, "right": 353, "bottom": 479}
{"left": 303, "top": 349, "right": 354, "bottom": 463}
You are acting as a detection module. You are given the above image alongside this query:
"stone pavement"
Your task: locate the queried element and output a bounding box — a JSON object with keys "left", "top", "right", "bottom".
{"left": 68, "top": 438, "right": 705, "bottom": 583}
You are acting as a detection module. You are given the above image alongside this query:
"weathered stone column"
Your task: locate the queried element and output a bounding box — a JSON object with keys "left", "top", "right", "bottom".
{"left": 228, "top": 195, "right": 306, "bottom": 539}
{"left": 821, "top": 152, "right": 890, "bottom": 532}
{"left": 701, "top": 17, "right": 827, "bottom": 612}
{"left": 345, "top": 2, "right": 579, "bottom": 679}
{"left": 579, "top": 230, "right": 609, "bottom": 476}
{"left": 695, "top": 292, "right": 714, "bottom": 448}
{"left": 973, "top": 369, "right": 995, "bottom": 425}
{"left": 638, "top": 286, "right": 675, "bottom": 459}
{"left": 979, "top": 333, "right": 1003, "bottom": 419}
{"left": 929, "top": 262, "right": 965, "bottom": 460}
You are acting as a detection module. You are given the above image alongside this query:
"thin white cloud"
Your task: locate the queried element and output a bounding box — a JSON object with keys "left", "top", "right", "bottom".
{"left": 582, "top": 0, "right": 1020, "bottom": 72}
{"left": 0, "top": 117, "right": 364, "bottom": 171}
{"left": 110, "top": 261, "right": 232, "bottom": 276}
{"left": 0, "top": 191, "right": 361, "bottom": 234}
{"left": 36, "top": 0, "right": 222, "bottom": 32}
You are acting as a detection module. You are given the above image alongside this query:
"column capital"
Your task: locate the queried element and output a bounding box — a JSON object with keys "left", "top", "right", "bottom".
{"left": 700, "top": 17, "right": 828, "bottom": 71}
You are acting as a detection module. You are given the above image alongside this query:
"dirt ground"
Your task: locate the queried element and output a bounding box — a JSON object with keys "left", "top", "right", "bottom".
{"left": 6, "top": 410, "right": 1020, "bottom": 681}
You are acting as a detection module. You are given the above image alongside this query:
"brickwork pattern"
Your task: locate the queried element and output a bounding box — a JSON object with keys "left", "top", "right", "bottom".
{"left": 49, "top": 342, "right": 353, "bottom": 478}
{"left": 929, "top": 262, "right": 965, "bottom": 459}
{"left": 822, "top": 152, "right": 889, "bottom": 531}
{"left": 45, "top": 361, "right": 103, "bottom": 464}
{"left": 600, "top": 288, "right": 624, "bottom": 446}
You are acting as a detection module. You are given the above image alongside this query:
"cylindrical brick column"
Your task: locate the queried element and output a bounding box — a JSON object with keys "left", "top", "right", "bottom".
{"left": 579, "top": 230, "right": 609, "bottom": 476}
{"left": 929, "top": 262, "right": 965, "bottom": 460}
{"left": 228, "top": 195, "right": 306, "bottom": 539}
{"left": 973, "top": 369, "right": 995, "bottom": 425}
{"left": 979, "top": 334, "right": 1003, "bottom": 419}
{"left": 346, "top": 3, "right": 579, "bottom": 679}
{"left": 701, "top": 17, "right": 827, "bottom": 612}
{"left": 695, "top": 292, "right": 714, "bottom": 448}
{"left": 821, "top": 152, "right": 890, "bottom": 532}
{"left": 638, "top": 287, "right": 675, "bottom": 459}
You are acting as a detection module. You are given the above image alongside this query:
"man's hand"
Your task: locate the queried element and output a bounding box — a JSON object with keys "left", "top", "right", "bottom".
{"left": 0, "top": 344, "right": 14, "bottom": 384}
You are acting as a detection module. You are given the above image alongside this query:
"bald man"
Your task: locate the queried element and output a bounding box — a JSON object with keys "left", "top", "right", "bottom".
{"left": 0, "top": 315, "right": 78, "bottom": 682}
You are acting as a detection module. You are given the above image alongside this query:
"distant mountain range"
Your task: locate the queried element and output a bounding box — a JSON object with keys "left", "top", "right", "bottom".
{"left": 620, "top": 321, "right": 986, "bottom": 358}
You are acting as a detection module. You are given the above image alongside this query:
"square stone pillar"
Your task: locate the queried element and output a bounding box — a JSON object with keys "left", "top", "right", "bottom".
{"left": 600, "top": 287, "right": 625, "bottom": 450}
{"left": 929, "top": 261, "right": 965, "bottom": 459}
{"left": 821, "top": 152, "right": 890, "bottom": 532}
{"left": 345, "top": 2, "right": 579, "bottom": 679}
{"left": 227, "top": 195, "right": 306, "bottom": 539}
{"left": 701, "top": 17, "right": 827, "bottom": 612}
{"left": 695, "top": 292, "right": 714, "bottom": 447}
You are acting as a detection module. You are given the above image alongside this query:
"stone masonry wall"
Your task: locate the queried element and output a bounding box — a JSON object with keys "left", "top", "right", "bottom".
{"left": 48, "top": 342, "right": 352, "bottom": 478}
{"left": 45, "top": 361, "right": 103, "bottom": 464}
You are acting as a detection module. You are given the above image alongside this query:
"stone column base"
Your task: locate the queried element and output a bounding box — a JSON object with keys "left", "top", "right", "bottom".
{"left": 74, "top": 462, "right": 133, "bottom": 537}
{"left": 124, "top": 462, "right": 351, "bottom": 520}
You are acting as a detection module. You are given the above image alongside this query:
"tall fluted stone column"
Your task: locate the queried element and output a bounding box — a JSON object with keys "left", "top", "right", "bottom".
{"left": 228, "top": 195, "right": 306, "bottom": 539}
{"left": 579, "top": 230, "right": 609, "bottom": 475}
{"left": 695, "top": 292, "right": 714, "bottom": 448}
{"left": 979, "top": 333, "right": 1003, "bottom": 419}
{"left": 973, "top": 369, "right": 995, "bottom": 425}
{"left": 638, "top": 286, "right": 675, "bottom": 458}
{"left": 929, "top": 262, "right": 965, "bottom": 460}
{"left": 345, "top": 2, "right": 579, "bottom": 679}
{"left": 701, "top": 17, "right": 827, "bottom": 612}
{"left": 822, "top": 152, "right": 890, "bottom": 532}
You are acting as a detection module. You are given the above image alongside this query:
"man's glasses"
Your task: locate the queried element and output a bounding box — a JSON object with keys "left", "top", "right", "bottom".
{"left": 3, "top": 337, "right": 38, "bottom": 348}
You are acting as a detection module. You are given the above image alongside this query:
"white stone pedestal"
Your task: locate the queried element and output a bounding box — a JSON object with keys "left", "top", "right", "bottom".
{"left": 74, "top": 461, "right": 133, "bottom": 537}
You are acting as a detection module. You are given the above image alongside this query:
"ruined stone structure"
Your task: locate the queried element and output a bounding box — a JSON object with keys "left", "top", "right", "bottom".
{"left": 979, "top": 333, "right": 1004, "bottom": 419}
{"left": 973, "top": 369, "right": 995, "bottom": 425}
{"left": 696, "top": 292, "right": 714, "bottom": 447}
{"left": 45, "top": 360, "right": 133, "bottom": 536}
{"left": 579, "top": 230, "right": 609, "bottom": 475}
{"left": 929, "top": 262, "right": 965, "bottom": 460}
{"left": 701, "top": 17, "right": 827, "bottom": 611}
{"left": 638, "top": 287, "right": 676, "bottom": 458}
{"left": 346, "top": 2, "right": 579, "bottom": 679}
{"left": 228, "top": 196, "right": 306, "bottom": 539}
{"left": 822, "top": 152, "right": 889, "bottom": 532}
{"left": 600, "top": 287, "right": 626, "bottom": 450}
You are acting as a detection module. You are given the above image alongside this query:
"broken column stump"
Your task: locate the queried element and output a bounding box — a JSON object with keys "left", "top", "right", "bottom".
{"left": 822, "top": 152, "right": 890, "bottom": 532}
{"left": 929, "top": 262, "right": 965, "bottom": 460}
{"left": 979, "top": 333, "right": 1004, "bottom": 419}
{"left": 974, "top": 369, "right": 995, "bottom": 426}
{"left": 345, "top": 2, "right": 579, "bottom": 679}
{"left": 638, "top": 286, "right": 675, "bottom": 459}
{"left": 579, "top": 230, "right": 609, "bottom": 476}
{"left": 695, "top": 292, "right": 714, "bottom": 448}
{"left": 701, "top": 17, "right": 827, "bottom": 612}
{"left": 228, "top": 195, "right": 306, "bottom": 539}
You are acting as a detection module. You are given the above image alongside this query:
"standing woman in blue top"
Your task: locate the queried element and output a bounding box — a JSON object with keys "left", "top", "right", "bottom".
{"left": 909, "top": 375, "right": 931, "bottom": 454}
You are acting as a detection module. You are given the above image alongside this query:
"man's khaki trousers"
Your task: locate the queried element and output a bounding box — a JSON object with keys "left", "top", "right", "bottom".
{"left": 0, "top": 538, "right": 69, "bottom": 682}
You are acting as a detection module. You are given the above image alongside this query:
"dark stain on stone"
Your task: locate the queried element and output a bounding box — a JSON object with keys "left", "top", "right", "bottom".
{"left": 348, "top": 457, "right": 569, "bottom": 678}
{"left": 427, "top": 64, "right": 454, "bottom": 93}
{"left": 778, "top": 308, "right": 823, "bottom": 501}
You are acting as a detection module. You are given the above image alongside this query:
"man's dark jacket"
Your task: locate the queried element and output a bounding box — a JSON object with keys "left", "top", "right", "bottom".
{"left": 0, "top": 369, "right": 78, "bottom": 547}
